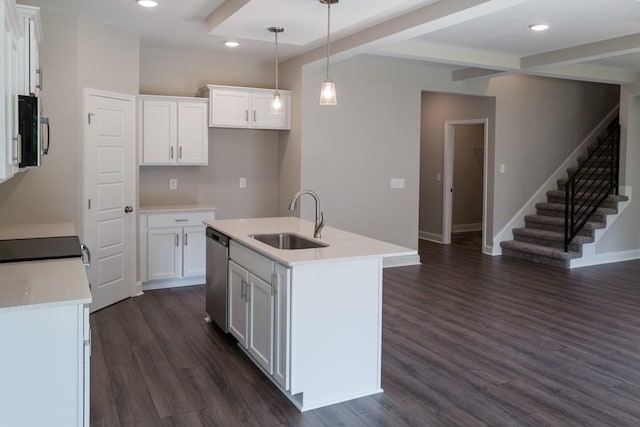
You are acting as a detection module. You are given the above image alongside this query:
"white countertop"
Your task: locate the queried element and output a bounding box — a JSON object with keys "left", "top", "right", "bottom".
{"left": 0, "top": 222, "right": 92, "bottom": 313}
{"left": 140, "top": 204, "right": 216, "bottom": 214}
{"left": 203, "top": 217, "right": 416, "bottom": 267}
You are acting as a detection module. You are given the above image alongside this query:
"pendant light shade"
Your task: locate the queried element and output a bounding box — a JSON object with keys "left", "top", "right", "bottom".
{"left": 268, "top": 26, "right": 285, "bottom": 114}
{"left": 319, "top": 0, "right": 338, "bottom": 106}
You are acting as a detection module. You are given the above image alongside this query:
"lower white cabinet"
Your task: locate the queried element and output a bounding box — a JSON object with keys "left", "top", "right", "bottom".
{"left": 140, "top": 208, "right": 215, "bottom": 288}
{"left": 0, "top": 303, "right": 90, "bottom": 426}
{"left": 228, "top": 242, "right": 290, "bottom": 384}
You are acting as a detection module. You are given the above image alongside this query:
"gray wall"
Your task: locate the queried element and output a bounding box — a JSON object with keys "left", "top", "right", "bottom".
{"left": 452, "top": 124, "right": 484, "bottom": 230}
{"left": 420, "top": 92, "right": 495, "bottom": 240}
{"left": 0, "top": 8, "right": 140, "bottom": 237}
{"left": 290, "top": 55, "right": 618, "bottom": 252}
{"left": 138, "top": 47, "right": 281, "bottom": 219}
{"left": 596, "top": 86, "right": 640, "bottom": 254}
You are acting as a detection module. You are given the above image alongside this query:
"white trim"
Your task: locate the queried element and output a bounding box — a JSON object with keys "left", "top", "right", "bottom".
{"left": 452, "top": 223, "right": 482, "bottom": 232}
{"left": 571, "top": 249, "right": 640, "bottom": 269}
{"left": 443, "top": 119, "right": 489, "bottom": 251}
{"left": 419, "top": 230, "right": 443, "bottom": 243}
{"left": 142, "top": 276, "right": 205, "bottom": 291}
{"left": 492, "top": 105, "right": 620, "bottom": 255}
{"left": 483, "top": 244, "right": 494, "bottom": 255}
{"left": 383, "top": 255, "right": 421, "bottom": 268}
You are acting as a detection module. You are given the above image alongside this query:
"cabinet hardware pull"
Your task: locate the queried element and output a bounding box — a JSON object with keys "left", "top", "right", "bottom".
{"left": 253, "top": 110, "right": 256, "bottom": 122}
{"left": 271, "top": 272, "right": 278, "bottom": 296}
{"left": 175, "top": 233, "right": 179, "bottom": 246}
{"left": 245, "top": 110, "right": 249, "bottom": 122}
{"left": 179, "top": 146, "right": 183, "bottom": 159}
{"left": 241, "top": 279, "right": 247, "bottom": 299}
{"left": 170, "top": 146, "right": 174, "bottom": 159}
{"left": 175, "top": 219, "right": 188, "bottom": 222}
{"left": 184, "top": 233, "right": 188, "bottom": 246}
{"left": 36, "top": 67, "right": 43, "bottom": 90}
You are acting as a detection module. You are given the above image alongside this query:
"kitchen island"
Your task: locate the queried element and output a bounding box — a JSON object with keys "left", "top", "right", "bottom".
{"left": 203, "top": 217, "right": 416, "bottom": 411}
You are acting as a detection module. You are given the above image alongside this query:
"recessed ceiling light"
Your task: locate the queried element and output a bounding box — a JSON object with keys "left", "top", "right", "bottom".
{"left": 529, "top": 23, "right": 550, "bottom": 32}
{"left": 137, "top": 0, "right": 158, "bottom": 7}
{"left": 224, "top": 41, "right": 240, "bottom": 48}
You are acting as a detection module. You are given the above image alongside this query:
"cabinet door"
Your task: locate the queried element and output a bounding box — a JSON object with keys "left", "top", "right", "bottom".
{"left": 228, "top": 260, "right": 249, "bottom": 347}
{"left": 210, "top": 88, "right": 250, "bottom": 128}
{"left": 182, "top": 225, "right": 206, "bottom": 277}
{"left": 147, "top": 227, "right": 182, "bottom": 281}
{"left": 248, "top": 273, "right": 274, "bottom": 374}
{"left": 177, "top": 101, "right": 208, "bottom": 165}
{"left": 142, "top": 99, "right": 177, "bottom": 164}
{"left": 273, "top": 264, "right": 290, "bottom": 389}
{"left": 251, "top": 91, "right": 290, "bottom": 130}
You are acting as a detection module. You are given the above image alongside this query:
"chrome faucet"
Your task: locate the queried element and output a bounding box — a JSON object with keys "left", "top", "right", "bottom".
{"left": 289, "top": 189, "right": 325, "bottom": 239}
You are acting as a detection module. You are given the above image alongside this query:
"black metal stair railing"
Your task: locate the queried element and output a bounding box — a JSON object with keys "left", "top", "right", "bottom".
{"left": 564, "top": 121, "right": 620, "bottom": 252}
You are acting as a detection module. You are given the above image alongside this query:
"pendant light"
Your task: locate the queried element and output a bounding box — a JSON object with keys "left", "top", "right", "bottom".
{"left": 268, "top": 26, "right": 285, "bottom": 114}
{"left": 319, "top": 0, "right": 338, "bottom": 106}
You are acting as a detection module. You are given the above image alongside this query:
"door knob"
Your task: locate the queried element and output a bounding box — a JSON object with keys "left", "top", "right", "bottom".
{"left": 124, "top": 206, "right": 133, "bottom": 213}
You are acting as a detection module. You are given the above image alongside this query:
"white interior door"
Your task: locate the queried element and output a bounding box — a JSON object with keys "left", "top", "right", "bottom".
{"left": 84, "top": 89, "right": 136, "bottom": 313}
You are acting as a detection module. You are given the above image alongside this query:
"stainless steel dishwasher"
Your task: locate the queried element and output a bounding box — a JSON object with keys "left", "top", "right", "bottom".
{"left": 205, "top": 227, "right": 229, "bottom": 332}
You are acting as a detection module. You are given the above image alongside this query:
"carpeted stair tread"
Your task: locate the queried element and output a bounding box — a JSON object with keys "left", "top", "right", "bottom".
{"left": 535, "top": 202, "right": 617, "bottom": 216}
{"left": 512, "top": 227, "right": 594, "bottom": 244}
{"left": 500, "top": 241, "right": 580, "bottom": 268}
{"left": 524, "top": 214, "right": 606, "bottom": 230}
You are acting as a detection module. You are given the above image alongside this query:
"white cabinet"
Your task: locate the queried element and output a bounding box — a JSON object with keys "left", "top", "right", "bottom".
{"left": 139, "top": 95, "right": 208, "bottom": 165}
{"left": 272, "top": 263, "right": 291, "bottom": 389}
{"left": 200, "top": 85, "right": 291, "bottom": 130}
{"left": 0, "top": 302, "right": 90, "bottom": 426}
{"left": 1, "top": 0, "right": 21, "bottom": 183}
{"left": 16, "top": 5, "right": 41, "bottom": 96}
{"left": 227, "top": 242, "right": 292, "bottom": 385}
{"left": 140, "top": 209, "right": 215, "bottom": 289}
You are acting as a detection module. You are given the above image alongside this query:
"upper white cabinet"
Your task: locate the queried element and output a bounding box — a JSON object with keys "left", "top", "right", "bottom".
{"left": 200, "top": 85, "right": 291, "bottom": 130}
{"left": 139, "top": 95, "right": 208, "bottom": 165}
{"left": 16, "top": 5, "right": 41, "bottom": 96}
{"left": 0, "top": 0, "right": 21, "bottom": 183}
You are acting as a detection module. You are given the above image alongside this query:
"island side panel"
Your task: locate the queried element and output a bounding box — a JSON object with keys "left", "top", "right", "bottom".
{"left": 290, "top": 257, "right": 383, "bottom": 410}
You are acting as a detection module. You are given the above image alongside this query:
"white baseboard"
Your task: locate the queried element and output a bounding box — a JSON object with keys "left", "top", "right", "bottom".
{"left": 571, "top": 249, "right": 640, "bottom": 269}
{"left": 452, "top": 223, "right": 482, "bottom": 233}
{"left": 483, "top": 245, "right": 494, "bottom": 255}
{"left": 383, "top": 254, "right": 421, "bottom": 268}
{"left": 419, "top": 230, "right": 442, "bottom": 243}
{"left": 142, "top": 275, "right": 205, "bottom": 291}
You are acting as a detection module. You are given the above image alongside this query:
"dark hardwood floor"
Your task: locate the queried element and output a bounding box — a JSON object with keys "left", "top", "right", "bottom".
{"left": 91, "top": 240, "right": 640, "bottom": 426}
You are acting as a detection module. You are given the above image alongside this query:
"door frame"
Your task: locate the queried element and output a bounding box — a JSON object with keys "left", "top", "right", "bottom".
{"left": 443, "top": 119, "right": 489, "bottom": 251}
{"left": 83, "top": 88, "right": 138, "bottom": 310}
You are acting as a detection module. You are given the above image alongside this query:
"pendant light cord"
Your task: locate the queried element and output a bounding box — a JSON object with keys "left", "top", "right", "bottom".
{"left": 326, "top": 1, "right": 331, "bottom": 79}
{"left": 275, "top": 30, "right": 279, "bottom": 91}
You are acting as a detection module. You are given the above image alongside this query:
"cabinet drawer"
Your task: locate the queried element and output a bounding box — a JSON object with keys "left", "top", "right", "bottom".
{"left": 230, "top": 241, "right": 274, "bottom": 283}
{"left": 147, "top": 211, "right": 215, "bottom": 228}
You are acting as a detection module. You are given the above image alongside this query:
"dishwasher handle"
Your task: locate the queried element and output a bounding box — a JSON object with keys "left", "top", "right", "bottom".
{"left": 206, "top": 227, "right": 229, "bottom": 247}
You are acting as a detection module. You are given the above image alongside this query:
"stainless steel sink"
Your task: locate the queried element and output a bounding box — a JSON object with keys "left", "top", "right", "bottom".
{"left": 250, "top": 233, "right": 329, "bottom": 250}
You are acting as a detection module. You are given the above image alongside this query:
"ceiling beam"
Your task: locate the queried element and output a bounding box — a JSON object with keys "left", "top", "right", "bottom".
{"left": 452, "top": 67, "right": 508, "bottom": 81}
{"left": 521, "top": 33, "right": 640, "bottom": 69}
{"left": 207, "top": 0, "right": 249, "bottom": 34}
{"left": 377, "top": 40, "right": 520, "bottom": 70}
{"left": 526, "top": 63, "right": 637, "bottom": 85}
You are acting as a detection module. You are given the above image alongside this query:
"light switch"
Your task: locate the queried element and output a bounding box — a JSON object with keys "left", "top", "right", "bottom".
{"left": 436, "top": 173, "right": 441, "bottom": 182}
{"left": 169, "top": 179, "right": 177, "bottom": 190}
{"left": 239, "top": 177, "right": 247, "bottom": 188}
{"left": 390, "top": 178, "right": 405, "bottom": 189}
{"left": 499, "top": 164, "right": 506, "bottom": 174}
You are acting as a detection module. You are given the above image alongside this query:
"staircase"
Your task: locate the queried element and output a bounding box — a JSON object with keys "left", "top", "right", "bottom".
{"left": 500, "top": 118, "right": 628, "bottom": 268}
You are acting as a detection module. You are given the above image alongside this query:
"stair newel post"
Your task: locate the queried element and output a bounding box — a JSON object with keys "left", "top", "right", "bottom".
{"left": 564, "top": 181, "right": 570, "bottom": 252}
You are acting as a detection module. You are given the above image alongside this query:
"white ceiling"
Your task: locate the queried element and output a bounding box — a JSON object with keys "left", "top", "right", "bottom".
{"left": 23, "top": 0, "right": 640, "bottom": 84}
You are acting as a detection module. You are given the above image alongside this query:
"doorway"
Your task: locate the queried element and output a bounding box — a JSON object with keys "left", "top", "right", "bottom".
{"left": 443, "top": 120, "right": 488, "bottom": 251}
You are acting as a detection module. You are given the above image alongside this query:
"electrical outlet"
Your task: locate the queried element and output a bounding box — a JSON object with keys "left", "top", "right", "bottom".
{"left": 169, "top": 179, "right": 177, "bottom": 190}
{"left": 436, "top": 173, "right": 442, "bottom": 182}
{"left": 239, "top": 177, "right": 247, "bottom": 189}
{"left": 390, "top": 178, "right": 405, "bottom": 189}
{"left": 499, "top": 164, "right": 506, "bottom": 174}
